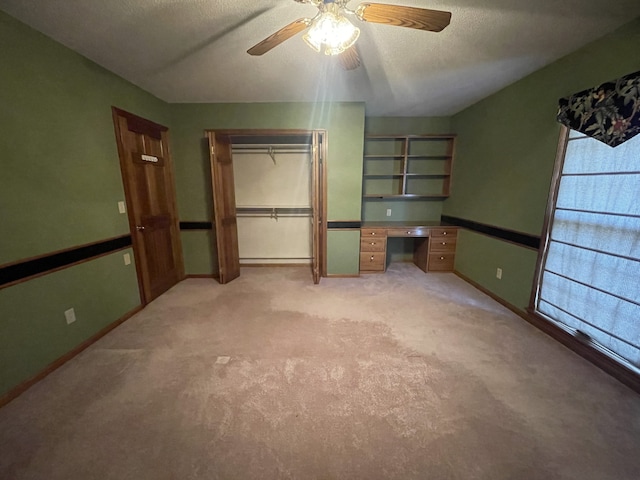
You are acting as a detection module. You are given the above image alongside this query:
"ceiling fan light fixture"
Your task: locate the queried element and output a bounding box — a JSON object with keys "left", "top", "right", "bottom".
{"left": 326, "top": 15, "right": 360, "bottom": 55}
{"left": 303, "top": 10, "right": 360, "bottom": 56}
{"left": 248, "top": 1, "right": 452, "bottom": 67}
{"left": 302, "top": 19, "right": 325, "bottom": 52}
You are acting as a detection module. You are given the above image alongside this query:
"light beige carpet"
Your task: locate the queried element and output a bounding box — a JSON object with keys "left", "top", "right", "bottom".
{"left": 1, "top": 264, "right": 639, "bottom": 479}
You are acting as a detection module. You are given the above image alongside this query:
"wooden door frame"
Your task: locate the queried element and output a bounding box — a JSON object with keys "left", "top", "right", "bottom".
{"left": 205, "top": 128, "right": 328, "bottom": 279}
{"left": 112, "top": 107, "right": 185, "bottom": 305}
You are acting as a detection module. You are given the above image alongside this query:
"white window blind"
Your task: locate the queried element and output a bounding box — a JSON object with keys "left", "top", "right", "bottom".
{"left": 536, "top": 129, "right": 640, "bottom": 368}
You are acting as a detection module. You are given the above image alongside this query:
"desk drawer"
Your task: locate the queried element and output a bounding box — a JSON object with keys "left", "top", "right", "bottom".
{"left": 360, "top": 238, "right": 386, "bottom": 252}
{"left": 360, "top": 252, "right": 386, "bottom": 271}
{"left": 428, "top": 253, "right": 455, "bottom": 271}
{"left": 361, "top": 228, "right": 387, "bottom": 239}
{"left": 429, "top": 237, "right": 457, "bottom": 253}
{"left": 430, "top": 227, "right": 457, "bottom": 238}
{"left": 386, "top": 227, "right": 428, "bottom": 237}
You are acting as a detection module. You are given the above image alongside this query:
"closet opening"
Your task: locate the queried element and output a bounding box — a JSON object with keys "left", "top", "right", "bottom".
{"left": 207, "top": 130, "right": 326, "bottom": 284}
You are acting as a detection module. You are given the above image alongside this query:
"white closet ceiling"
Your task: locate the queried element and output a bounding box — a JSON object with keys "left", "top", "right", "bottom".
{"left": 1, "top": 0, "right": 639, "bottom": 116}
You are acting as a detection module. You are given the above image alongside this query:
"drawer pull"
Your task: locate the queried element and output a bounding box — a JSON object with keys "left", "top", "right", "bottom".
{"left": 443, "top": 232, "right": 447, "bottom": 235}
{"left": 370, "top": 256, "right": 375, "bottom": 261}
{"left": 371, "top": 232, "right": 376, "bottom": 235}
{"left": 441, "top": 242, "right": 447, "bottom": 245}
{"left": 370, "top": 242, "right": 376, "bottom": 246}
{"left": 440, "top": 256, "right": 445, "bottom": 260}
{"left": 407, "top": 231, "right": 411, "bottom": 234}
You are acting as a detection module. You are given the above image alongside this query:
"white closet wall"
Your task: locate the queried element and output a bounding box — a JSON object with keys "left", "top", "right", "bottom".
{"left": 233, "top": 145, "right": 312, "bottom": 264}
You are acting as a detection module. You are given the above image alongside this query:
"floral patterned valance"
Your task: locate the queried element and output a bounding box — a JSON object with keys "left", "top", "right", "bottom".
{"left": 557, "top": 70, "right": 640, "bottom": 147}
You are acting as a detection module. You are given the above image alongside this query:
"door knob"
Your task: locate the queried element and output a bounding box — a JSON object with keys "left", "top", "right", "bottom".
{"left": 136, "top": 225, "right": 145, "bottom": 231}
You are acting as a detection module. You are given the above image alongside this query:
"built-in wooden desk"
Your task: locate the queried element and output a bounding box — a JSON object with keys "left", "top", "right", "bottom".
{"left": 359, "top": 222, "right": 458, "bottom": 274}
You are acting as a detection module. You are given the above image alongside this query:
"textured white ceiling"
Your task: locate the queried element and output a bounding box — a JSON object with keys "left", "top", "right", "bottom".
{"left": 2, "top": 0, "right": 639, "bottom": 116}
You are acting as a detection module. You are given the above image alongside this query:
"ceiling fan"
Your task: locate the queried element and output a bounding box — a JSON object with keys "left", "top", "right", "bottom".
{"left": 247, "top": 0, "right": 452, "bottom": 70}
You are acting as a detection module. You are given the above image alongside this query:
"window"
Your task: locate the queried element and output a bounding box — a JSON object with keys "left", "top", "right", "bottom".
{"left": 533, "top": 127, "right": 640, "bottom": 370}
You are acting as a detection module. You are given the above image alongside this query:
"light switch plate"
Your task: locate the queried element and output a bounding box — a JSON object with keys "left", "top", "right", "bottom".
{"left": 386, "top": 209, "right": 392, "bottom": 217}
{"left": 123, "top": 253, "right": 131, "bottom": 265}
{"left": 118, "top": 201, "right": 126, "bottom": 214}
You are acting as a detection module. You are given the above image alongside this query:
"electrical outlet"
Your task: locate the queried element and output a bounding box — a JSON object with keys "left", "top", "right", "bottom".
{"left": 496, "top": 268, "right": 503, "bottom": 280}
{"left": 64, "top": 308, "right": 76, "bottom": 325}
{"left": 123, "top": 253, "right": 131, "bottom": 265}
{"left": 386, "top": 208, "right": 392, "bottom": 217}
{"left": 118, "top": 201, "right": 126, "bottom": 214}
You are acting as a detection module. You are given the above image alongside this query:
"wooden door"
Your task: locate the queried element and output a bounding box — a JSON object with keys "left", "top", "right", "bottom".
{"left": 208, "top": 131, "right": 241, "bottom": 284}
{"left": 112, "top": 108, "right": 184, "bottom": 304}
{"left": 311, "top": 131, "right": 324, "bottom": 284}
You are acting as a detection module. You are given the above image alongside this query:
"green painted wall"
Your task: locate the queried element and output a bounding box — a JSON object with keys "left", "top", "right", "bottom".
{"left": 365, "top": 117, "right": 452, "bottom": 135}
{"left": 170, "top": 102, "right": 366, "bottom": 275}
{"left": 0, "top": 11, "right": 170, "bottom": 263}
{"left": 446, "top": 18, "right": 640, "bottom": 310}
{"left": 455, "top": 231, "right": 538, "bottom": 308}
{"left": 0, "top": 250, "right": 140, "bottom": 394}
{"left": 181, "top": 231, "right": 217, "bottom": 275}
{"left": 326, "top": 230, "right": 361, "bottom": 275}
{"left": 0, "top": 11, "right": 170, "bottom": 396}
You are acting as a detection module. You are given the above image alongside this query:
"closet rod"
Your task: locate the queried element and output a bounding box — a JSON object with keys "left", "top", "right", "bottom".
{"left": 232, "top": 145, "right": 311, "bottom": 153}
{"left": 241, "top": 257, "right": 312, "bottom": 260}
{"left": 236, "top": 214, "right": 311, "bottom": 218}
{"left": 236, "top": 207, "right": 312, "bottom": 214}
{"left": 236, "top": 206, "right": 312, "bottom": 220}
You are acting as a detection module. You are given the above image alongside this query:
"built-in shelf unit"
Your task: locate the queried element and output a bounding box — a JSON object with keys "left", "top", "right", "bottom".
{"left": 362, "top": 134, "right": 456, "bottom": 199}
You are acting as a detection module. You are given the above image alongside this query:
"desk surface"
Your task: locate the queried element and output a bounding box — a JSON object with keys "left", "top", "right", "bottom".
{"left": 361, "top": 221, "right": 456, "bottom": 228}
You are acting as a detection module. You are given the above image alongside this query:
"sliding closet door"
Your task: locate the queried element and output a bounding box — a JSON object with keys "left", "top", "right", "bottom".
{"left": 208, "top": 131, "right": 240, "bottom": 284}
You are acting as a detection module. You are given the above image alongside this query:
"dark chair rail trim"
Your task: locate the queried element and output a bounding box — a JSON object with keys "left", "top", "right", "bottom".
{"left": 327, "top": 221, "right": 362, "bottom": 229}
{"left": 180, "top": 221, "right": 362, "bottom": 230}
{"left": 441, "top": 215, "right": 540, "bottom": 249}
{"left": 0, "top": 235, "right": 132, "bottom": 288}
{"left": 180, "top": 221, "right": 213, "bottom": 230}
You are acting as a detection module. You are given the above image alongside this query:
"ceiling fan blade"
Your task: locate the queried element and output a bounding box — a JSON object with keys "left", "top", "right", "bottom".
{"left": 247, "top": 19, "right": 309, "bottom": 56}
{"left": 338, "top": 45, "right": 361, "bottom": 71}
{"left": 355, "top": 3, "right": 451, "bottom": 32}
